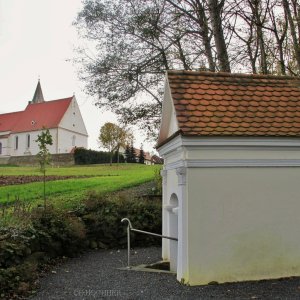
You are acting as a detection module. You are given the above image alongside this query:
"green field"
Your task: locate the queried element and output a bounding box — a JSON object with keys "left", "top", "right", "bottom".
{"left": 0, "top": 164, "right": 161, "bottom": 209}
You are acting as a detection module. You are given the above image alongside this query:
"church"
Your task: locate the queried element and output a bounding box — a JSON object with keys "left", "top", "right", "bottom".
{"left": 0, "top": 81, "right": 88, "bottom": 157}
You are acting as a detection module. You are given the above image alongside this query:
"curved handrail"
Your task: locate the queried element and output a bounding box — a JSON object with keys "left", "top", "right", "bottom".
{"left": 121, "top": 217, "right": 177, "bottom": 268}
{"left": 121, "top": 218, "right": 133, "bottom": 229}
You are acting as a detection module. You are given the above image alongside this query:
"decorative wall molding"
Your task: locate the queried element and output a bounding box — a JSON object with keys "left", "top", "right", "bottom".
{"left": 161, "top": 169, "right": 168, "bottom": 185}
{"left": 165, "top": 159, "right": 300, "bottom": 170}
{"left": 158, "top": 135, "right": 300, "bottom": 157}
{"left": 176, "top": 167, "right": 187, "bottom": 185}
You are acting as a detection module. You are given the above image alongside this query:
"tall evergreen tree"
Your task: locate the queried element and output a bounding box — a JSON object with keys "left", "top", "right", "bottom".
{"left": 129, "top": 143, "right": 137, "bottom": 163}
{"left": 124, "top": 144, "right": 131, "bottom": 163}
{"left": 138, "top": 144, "right": 145, "bottom": 164}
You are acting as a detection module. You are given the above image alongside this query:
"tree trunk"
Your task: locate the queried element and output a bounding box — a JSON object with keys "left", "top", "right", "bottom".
{"left": 166, "top": 0, "right": 216, "bottom": 71}
{"left": 43, "top": 169, "right": 46, "bottom": 208}
{"left": 193, "top": 0, "right": 216, "bottom": 71}
{"left": 207, "top": 0, "right": 231, "bottom": 72}
{"left": 257, "top": 25, "right": 268, "bottom": 74}
{"left": 283, "top": 0, "right": 300, "bottom": 73}
{"left": 109, "top": 151, "right": 113, "bottom": 166}
{"left": 116, "top": 146, "right": 120, "bottom": 164}
{"left": 176, "top": 38, "right": 190, "bottom": 70}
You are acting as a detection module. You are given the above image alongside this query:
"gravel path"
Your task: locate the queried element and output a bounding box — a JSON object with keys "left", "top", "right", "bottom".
{"left": 31, "top": 247, "right": 300, "bottom": 300}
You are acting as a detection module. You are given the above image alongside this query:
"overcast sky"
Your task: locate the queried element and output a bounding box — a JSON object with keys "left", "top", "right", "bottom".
{"left": 0, "top": 0, "right": 155, "bottom": 153}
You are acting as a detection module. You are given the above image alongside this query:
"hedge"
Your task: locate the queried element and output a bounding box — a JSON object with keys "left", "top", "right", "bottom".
{"left": 74, "top": 148, "right": 125, "bottom": 165}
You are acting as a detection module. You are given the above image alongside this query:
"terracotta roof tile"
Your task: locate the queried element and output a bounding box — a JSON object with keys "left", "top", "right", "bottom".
{"left": 166, "top": 70, "right": 300, "bottom": 137}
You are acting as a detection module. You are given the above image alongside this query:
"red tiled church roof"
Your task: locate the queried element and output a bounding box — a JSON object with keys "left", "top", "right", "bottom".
{"left": 13, "top": 98, "right": 72, "bottom": 133}
{"left": 168, "top": 70, "right": 300, "bottom": 137}
{"left": 0, "top": 97, "right": 72, "bottom": 133}
{"left": 0, "top": 111, "right": 23, "bottom": 133}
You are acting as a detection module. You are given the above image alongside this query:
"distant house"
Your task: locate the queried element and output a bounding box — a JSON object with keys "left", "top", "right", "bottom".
{"left": 120, "top": 146, "right": 163, "bottom": 165}
{"left": 134, "top": 148, "right": 153, "bottom": 165}
{"left": 0, "top": 81, "right": 88, "bottom": 157}
{"left": 157, "top": 70, "right": 300, "bottom": 285}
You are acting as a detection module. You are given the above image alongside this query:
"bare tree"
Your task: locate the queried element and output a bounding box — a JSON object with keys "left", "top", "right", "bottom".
{"left": 74, "top": 0, "right": 300, "bottom": 138}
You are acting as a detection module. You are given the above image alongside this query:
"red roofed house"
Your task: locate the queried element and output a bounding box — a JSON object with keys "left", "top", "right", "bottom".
{"left": 157, "top": 71, "right": 300, "bottom": 285}
{"left": 0, "top": 81, "right": 88, "bottom": 157}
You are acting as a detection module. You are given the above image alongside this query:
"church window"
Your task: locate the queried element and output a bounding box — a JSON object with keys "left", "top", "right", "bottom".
{"left": 27, "top": 134, "right": 30, "bottom": 148}
{"left": 15, "top": 136, "right": 18, "bottom": 150}
{"left": 0, "top": 143, "right": 2, "bottom": 155}
{"left": 72, "top": 135, "right": 76, "bottom": 146}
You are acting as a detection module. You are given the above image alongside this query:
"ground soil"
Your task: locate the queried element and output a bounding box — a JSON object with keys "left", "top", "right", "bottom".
{"left": 0, "top": 175, "right": 97, "bottom": 186}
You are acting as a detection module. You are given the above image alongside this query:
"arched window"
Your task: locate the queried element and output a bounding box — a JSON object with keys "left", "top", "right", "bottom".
{"left": 15, "top": 136, "right": 18, "bottom": 150}
{"left": 72, "top": 135, "right": 76, "bottom": 147}
{"left": 26, "top": 134, "right": 30, "bottom": 148}
{"left": 0, "top": 142, "right": 2, "bottom": 155}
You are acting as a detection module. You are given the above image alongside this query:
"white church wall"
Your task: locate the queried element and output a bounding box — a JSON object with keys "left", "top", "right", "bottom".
{"left": 59, "top": 97, "right": 88, "bottom": 136}
{"left": 9, "top": 129, "right": 58, "bottom": 156}
{"left": 0, "top": 138, "right": 9, "bottom": 156}
{"left": 57, "top": 128, "right": 87, "bottom": 153}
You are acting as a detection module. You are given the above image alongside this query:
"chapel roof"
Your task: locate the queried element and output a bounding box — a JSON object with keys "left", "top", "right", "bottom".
{"left": 166, "top": 70, "right": 300, "bottom": 138}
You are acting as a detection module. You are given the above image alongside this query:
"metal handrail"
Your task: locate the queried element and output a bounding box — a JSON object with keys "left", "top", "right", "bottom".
{"left": 121, "top": 218, "right": 178, "bottom": 268}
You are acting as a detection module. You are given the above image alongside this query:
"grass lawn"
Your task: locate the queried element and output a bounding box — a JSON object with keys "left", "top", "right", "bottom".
{"left": 0, "top": 164, "right": 161, "bottom": 209}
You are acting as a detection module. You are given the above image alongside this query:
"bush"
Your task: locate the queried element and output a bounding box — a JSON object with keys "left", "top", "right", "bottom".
{"left": 74, "top": 148, "right": 125, "bottom": 165}
{"left": 0, "top": 208, "right": 86, "bottom": 297}
{"left": 0, "top": 227, "right": 40, "bottom": 296}
{"left": 79, "top": 191, "right": 162, "bottom": 248}
{"left": 30, "top": 207, "right": 86, "bottom": 257}
{"left": 0, "top": 184, "right": 162, "bottom": 297}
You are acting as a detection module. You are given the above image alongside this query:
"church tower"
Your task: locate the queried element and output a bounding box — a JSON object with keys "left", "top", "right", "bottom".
{"left": 31, "top": 80, "right": 45, "bottom": 103}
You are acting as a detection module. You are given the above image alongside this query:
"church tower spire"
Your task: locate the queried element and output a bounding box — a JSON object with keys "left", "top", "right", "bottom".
{"left": 32, "top": 80, "right": 45, "bottom": 103}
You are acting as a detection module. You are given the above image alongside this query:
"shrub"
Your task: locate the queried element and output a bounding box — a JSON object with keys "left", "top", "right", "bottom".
{"left": 80, "top": 191, "right": 162, "bottom": 248}
{"left": 30, "top": 207, "right": 86, "bottom": 257}
{"left": 0, "top": 208, "right": 86, "bottom": 297}
{"left": 0, "top": 227, "right": 40, "bottom": 296}
{"left": 0, "top": 183, "right": 162, "bottom": 297}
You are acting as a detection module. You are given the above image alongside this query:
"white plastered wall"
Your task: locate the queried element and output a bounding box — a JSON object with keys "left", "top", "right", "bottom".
{"left": 159, "top": 136, "right": 300, "bottom": 285}
{"left": 56, "top": 128, "right": 87, "bottom": 153}
{"left": 9, "top": 129, "right": 58, "bottom": 156}
{"left": 187, "top": 167, "right": 300, "bottom": 285}
{"left": 0, "top": 137, "right": 9, "bottom": 156}
{"left": 57, "top": 96, "right": 88, "bottom": 152}
{"left": 59, "top": 97, "right": 88, "bottom": 137}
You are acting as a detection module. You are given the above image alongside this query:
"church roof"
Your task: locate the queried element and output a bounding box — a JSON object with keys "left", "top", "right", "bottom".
{"left": 161, "top": 71, "right": 300, "bottom": 142}
{"left": 0, "top": 97, "right": 73, "bottom": 134}
{"left": 13, "top": 98, "right": 73, "bottom": 133}
{"left": 0, "top": 111, "right": 23, "bottom": 133}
